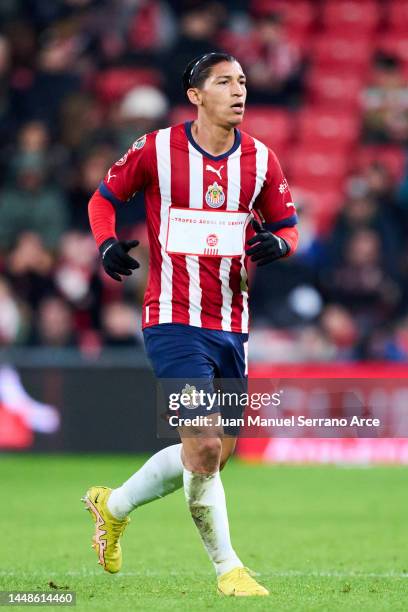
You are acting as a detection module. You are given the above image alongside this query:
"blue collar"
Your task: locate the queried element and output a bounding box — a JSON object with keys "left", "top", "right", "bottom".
{"left": 184, "top": 121, "right": 241, "bottom": 161}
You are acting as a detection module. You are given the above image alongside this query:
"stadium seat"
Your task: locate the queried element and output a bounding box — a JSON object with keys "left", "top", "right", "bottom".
{"left": 354, "top": 146, "right": 406, "bottom": 181}
{"left": 250, "top": 0, "right": 316, "bottom": 32}
{"left": 297, "top": 108, "right": 361, "bottom": 148}
{"left": 241, "top": 107, "right": 293, "bottom": 151}
{"left": 216, "top": 30, "right": 258, "bottom": 61}
{"left": 218, "top": 28, "right": 310, "bottom": 61}
{"left": 312, "top": 35, "right": 374, "bottom": 71}
{"left": 307, "top": 69, "right": 365, "bottom": 111}
{"left": 94, "top": 68, "right": 162, "bottom": 104}
{"left": 291, "top": 187, "right": 344, "bottom": 232}
{"left": 387, "top": 1, "right": 408, "bottom": 31}
{"left": 288, "top": 146, "right": 350, "bottom": 192}
{"left": 322, "top": 0, "right": 381, "bottom": 33}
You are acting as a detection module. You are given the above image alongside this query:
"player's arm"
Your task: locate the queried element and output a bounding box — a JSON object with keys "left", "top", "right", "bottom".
{"left": 88, "top": 135, "right": 149, "bottom": 281}
{"left": 246, "top": 149, "right": 298, "bottom": 266}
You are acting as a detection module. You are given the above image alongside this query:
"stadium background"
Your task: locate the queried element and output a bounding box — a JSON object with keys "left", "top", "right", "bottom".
{"left": 0, "top": 0, "right": 408, "bottom": 463}
{"left": 1, "top": 2, "right": 408, "bottom": 610}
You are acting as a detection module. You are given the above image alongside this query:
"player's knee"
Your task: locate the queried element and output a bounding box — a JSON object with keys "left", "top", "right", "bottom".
{"left": 189, "top": 436, "right": 222, "bottom": 473}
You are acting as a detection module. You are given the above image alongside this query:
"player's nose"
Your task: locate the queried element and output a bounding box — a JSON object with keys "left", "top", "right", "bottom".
{"left": 231, "top": 83, "right": 245, "bottom": 98}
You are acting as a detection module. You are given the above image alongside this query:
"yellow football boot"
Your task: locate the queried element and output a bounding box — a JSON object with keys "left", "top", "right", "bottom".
{"left": 217, "top": 567, "right": 269, "bottom": 596}
{"left": 82, "top": 486, "right": 130, "bottom": 574}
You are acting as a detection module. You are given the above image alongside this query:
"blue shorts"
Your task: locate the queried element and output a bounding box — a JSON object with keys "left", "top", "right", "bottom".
{"left": 143, "top": 323, "right": 248, "bottom": 435}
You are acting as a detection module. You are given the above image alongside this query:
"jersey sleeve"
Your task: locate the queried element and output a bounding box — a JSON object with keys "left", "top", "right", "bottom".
{"left": 98, "top": 133, "right": 153, "bottom": 205}
{"left": 253, "top": 149, "right": 298, "bottom": 232}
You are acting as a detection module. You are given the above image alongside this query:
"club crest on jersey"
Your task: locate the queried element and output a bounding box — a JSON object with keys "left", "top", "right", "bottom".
{"left": 132, "top": 134, "right": 146, "bottom": 150}
{"left": 205, "top": 182, "right": 225, "bottom": 208}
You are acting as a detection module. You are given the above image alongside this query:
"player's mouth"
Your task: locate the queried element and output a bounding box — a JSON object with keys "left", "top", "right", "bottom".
{"left": 231, "top": 102, "right": 244, "bottom": 115}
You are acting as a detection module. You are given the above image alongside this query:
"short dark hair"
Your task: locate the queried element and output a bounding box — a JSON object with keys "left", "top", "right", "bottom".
{"left": 182, "top": 52, "right": 237, "bottom": 96}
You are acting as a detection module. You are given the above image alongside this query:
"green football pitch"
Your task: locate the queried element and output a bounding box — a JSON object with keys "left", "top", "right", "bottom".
{"left": 1, "top": 455, "right": 407, "bottom": 611}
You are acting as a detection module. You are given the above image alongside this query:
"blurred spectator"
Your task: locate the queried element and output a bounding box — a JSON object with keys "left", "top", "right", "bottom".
{"left": 14, "top": 18, "right": 83, "bottom": 128}
{"left": 296, "top": 325, "right": 336, "bottom": 362}
{"left": 320, "top": 305, "right": 358, "bottom": 361}
{"left": 166, "top": 3, "right": 224, "bottom": 102}
{"left": 59, "top": 92, "right": 103, "bottom": 154}
{"left": 17, "top": 120, "right": 49, "bottom": 154}
{"left": 325, "top": 193, "right": 400, "bottom": 272}
{"left": 55, "top": 231, "right": 102, "bottom": 331}
{"left": 68, "top": 145, "right": 115, "bottom": 231}
{"left": 4, "top": 232, "right": 56, "bottom": 312}
{"left": 101, "top": 302, "right": 141, "bottom": 347}
{"left": 320, "top": 229, "right": 401, "bottom": 331}
{"left": 6, "top": 121, "right": 55, "bottom": 184}
{"left": 116, "top": 85, "right": 168, "bottom": 149}
{"left": 362, "top": 52, "right": 408, "bottom": 144}
{"left": 0, "top": 153, "right": 68, "bottom": 251}
{"left": 245, "top": 12, "right": 303, "bottom": 105}
{"left": 250, "top": 255, "right": 320, "bottom": 328}
{"left": 31, "top": 295, "right": 78, "bottom": 347}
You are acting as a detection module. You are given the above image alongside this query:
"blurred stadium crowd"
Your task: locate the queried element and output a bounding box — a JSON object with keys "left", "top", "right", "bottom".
{"left": 0, "top": 0, "right": 408, "bottom": 362}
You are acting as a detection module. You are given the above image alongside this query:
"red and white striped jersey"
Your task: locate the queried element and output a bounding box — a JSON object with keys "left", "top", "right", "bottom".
{"left": 98, "top": 122, "right": 298, "bottom": 333}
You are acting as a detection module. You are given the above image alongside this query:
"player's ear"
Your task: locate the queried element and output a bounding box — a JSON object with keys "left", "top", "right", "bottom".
{"left": 186, "top": 87, "right": 202, "bottom": 107}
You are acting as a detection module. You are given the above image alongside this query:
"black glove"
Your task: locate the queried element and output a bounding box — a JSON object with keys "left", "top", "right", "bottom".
{"left": 245, "top": 219, "right": 289, "bottom": 267}
{"left": 99, "top": 238, "right": 140, "bottom": 281}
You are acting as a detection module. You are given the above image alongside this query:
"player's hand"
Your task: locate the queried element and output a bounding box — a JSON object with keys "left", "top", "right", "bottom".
{"left": 245, "top": 219, "right": 289, "bottom": 267}
{"left": 99, "top": 238, "right": 140, "bottom": 281}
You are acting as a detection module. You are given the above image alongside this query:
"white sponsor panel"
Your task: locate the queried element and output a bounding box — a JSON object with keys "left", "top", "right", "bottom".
{"left": 166, "top": 207, "right": 250, "bottom": 257}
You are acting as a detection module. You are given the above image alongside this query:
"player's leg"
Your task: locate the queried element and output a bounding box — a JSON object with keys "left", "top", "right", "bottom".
{"left": 180, "top": 423, "right": 268, "bottom": 595}
{"left": 180, "top": 420, "right": 242, "bottom": 573}
{"left": 106, "top": 325, "right": 234, "bottom": 519}
{"left": 82, "top": 324, "right": 235, "bottom": 573}
{"left": 107, "top": 443, "right": 183, "bottom": 519}
{"left": 182, "top": 329, "right": 268, "bottom": 596}
{"left": 82, "top": 324, "right": 250, "bottom": 581}
{"left": 106, "top": 435, "right": 236, "bottom": 521}
{"left": 82, "top": 435, "right": 236, "bottom": 574}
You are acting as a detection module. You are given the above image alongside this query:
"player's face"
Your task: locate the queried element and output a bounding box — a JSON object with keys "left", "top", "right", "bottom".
{"left": 192, "top": 60, "right": 247, "bottom": 128}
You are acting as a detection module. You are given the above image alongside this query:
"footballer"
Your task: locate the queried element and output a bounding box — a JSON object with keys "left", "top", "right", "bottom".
{"left": 84, "top": 52, "right": 298, "bottom": 596}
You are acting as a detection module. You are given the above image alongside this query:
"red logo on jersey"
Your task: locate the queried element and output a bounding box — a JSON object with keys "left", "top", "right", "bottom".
{"left": 206, "top": 234, "right": 218, "bottom": 247}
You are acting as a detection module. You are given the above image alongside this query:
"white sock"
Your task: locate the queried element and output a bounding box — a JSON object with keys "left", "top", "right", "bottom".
{"left": 107, "top": 444, "right": 183, "bottom": 519}
{"left": 183, "top": 468, "right": 243, "bottom": 577}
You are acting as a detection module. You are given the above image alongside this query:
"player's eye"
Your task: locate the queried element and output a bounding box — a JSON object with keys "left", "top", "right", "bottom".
{"left": 218, "top": 80, "right": 228, "bottom": 85}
